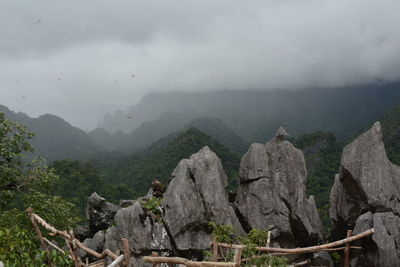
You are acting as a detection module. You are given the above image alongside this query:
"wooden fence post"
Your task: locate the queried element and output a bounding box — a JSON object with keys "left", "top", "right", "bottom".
{"left": 233, "top": 248, "right": 242, "bottom": 267}
{"left": 65, "top": 239, "right": 80, "bottom": 267}
{"left": 122, "top": 238, "right": 131, "bottom": 267}
{"left": 211, "top": 239, "right": 218, "bottom": 261}
{"left": 26, "top": 208, "right": 54, "bottom": 267}
{"left": 151, "top": 252, "right": 160, "bottom": 267}
{"left": 343, "top": 230, "right": 353, "bottom": 267}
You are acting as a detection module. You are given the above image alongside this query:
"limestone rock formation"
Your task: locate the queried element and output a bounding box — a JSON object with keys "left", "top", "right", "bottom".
{"left": 86, "top": 192, "right": 119, "bottom": 234}
{"left": 73, "top": 225, "right": 91, "bottom": 241}
{"left": 330, "top": 122, "right": 400, "bottom": 266}
{"left": 162, "top": 146, "right": 245, "bottom": 252}
{"left": 79, "top": 231, "right": 105, "bottom": 262}
{"left": 104, "top": 201, "right": 172, "bottom": 255}
{"left": 235, "top": 128, "right": 324, "bottom": 248}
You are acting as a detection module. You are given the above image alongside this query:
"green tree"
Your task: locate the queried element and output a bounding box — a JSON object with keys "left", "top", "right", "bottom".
{"left": 0, "top": 112, "right": 78, "bottom": 266}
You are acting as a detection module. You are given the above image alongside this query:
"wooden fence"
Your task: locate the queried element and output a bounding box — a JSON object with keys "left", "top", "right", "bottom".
{"left": 27, "top": 207, "right": 374, "bottom": 267}
{"left": 26, "top": 207, "right": 130, "bottom": 267}
{"left": 143, "top": 228, "right": 374, "bottom": 267}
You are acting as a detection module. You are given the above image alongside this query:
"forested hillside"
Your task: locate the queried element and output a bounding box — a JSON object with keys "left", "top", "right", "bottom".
{"left": 51, "top": 127, "right": 241, "bottom": 218}
{"left": 291, "top": 132, "right": 342, "bottom": 230}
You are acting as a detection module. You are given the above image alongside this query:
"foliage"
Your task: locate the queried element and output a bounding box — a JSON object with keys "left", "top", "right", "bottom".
{"left": 140, "top": 197, "right": 162, "bottom": 212}
{"left": 207, "top": 223, "right": 288, "bottom": 267}
{"left": 209, "top": 222, "right": 238, "bottom": 244}
{"left": 0, "top": 112, "right": 77, "bottom": 265}
{"left": 92, "top": 127, "right": 241, "bottom": 198}
{"left": 0, "top": 112, "right": 34, "bottom": 209}
{"left": 50, "top": 159, "right": 134, "bottom": 219}
{"left": 0, "top": 226, "right": 72, "bottom": 267}
{"left": 378, "top": 103, "right": 400, "bottom": 166}
{"left": 291, "top": 132, "right": 341, "bottom": 231}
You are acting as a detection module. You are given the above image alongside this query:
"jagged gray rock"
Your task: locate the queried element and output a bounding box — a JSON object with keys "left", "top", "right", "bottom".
{"left": 235, "top": 127, "right": 324, "bottom": 248}
{"left": 330, "top": 122, "right": 400, "bottom": 266}
{"left": 79, "top": 231, "right": 105, "bottom": 262}
{"left": 162, "top": 146, "right": 245, "bottom": 252}
{"left": 73, "top": 225, "right": 91, "bottom": 241}
{"left": 104, "top": 201, "right": 172, "bottom": 255}
{"left": 239, "top": 143, "right": 269, "bottom": 183}
{"left": 86, "top": 192, "right": 119, "bottom": 234}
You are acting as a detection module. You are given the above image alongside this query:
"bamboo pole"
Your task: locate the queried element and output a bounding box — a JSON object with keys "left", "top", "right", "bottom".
{"left": 121, "top": 238, "right": 131, "bottom": 267}
{"left": 66, "top": 239, "right": 81, "bottom": 267}
{"left": 143, "top": 256, "right": 237, "bottom": 267}
{"left": 26, "top": 208, "right": 54, "bottom": 267}
{"left": 28, "top": 208, "right": 119, "bottom": 261}
{"left": 151, "top": 252, "right": 160, "bottom": 267}
{"left": 43, "top": 237, "right": 67, "bottom": 255}
{"left": 344, "top": 230, "right": 353, "bottom": 267}
{"left": 268, "top": 246, "right": 362, "bottom": 256}
{"left": 108, "top": 254, "right": 125, "bottom": 267}
{"left": 75, "top": 239, "right": 119, "bottom": 260}
{"left": 214, "top": 228, "right": 374, "bottom": 254}
{"left": 233, "top": 248, "right": 242, "bottom": 267}
{"left": 70, "top": 230, "right": 83, "bottom": 266}
{"left": 211, "top": 238, "right": 219, "bottom": 261}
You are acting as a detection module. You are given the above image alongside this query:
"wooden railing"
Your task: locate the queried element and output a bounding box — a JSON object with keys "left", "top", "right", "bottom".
{"left": 143, "top": 228, "right": 374, "bottom": 267}
{"left": 26, "top": 207, "right": 131, "bottom": 267}
{"left": 27, "top": 206, "right": 374, "bottom": 267}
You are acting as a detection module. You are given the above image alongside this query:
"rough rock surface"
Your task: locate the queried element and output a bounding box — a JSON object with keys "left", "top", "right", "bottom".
{"left": 162, "top": 146, "right": 245, "bottom": 252}
{"left": 235, "top": 128, "right": 324, "bottom": 248}
{"left": 86, "top": 192, "right": 119, "bottom": 234}
{"left": 73, "top": 225, "right": 91, "bottom": 241}
{"left": 104, "top": 201, "right": 172, "bottom": 255}
{"left": 330, "top": 122, "right": 400, "bottom": 266}
{"left": 79, "top": 231, "right": 105, "bottom": 262}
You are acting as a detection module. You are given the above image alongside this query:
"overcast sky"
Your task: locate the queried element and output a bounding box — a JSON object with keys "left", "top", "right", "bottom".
{"left": 1, "top": 0, "right": 399, "bottom": 130}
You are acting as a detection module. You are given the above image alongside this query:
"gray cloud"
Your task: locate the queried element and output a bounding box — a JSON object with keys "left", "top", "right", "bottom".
{"left": 0, "top": 0, "right": 399, "bottom": 129}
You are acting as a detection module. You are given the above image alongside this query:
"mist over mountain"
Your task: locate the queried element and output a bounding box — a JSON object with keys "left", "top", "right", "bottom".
{"left": 99, "top": 82, "right": 400, "bottom": 143}
{"left": 0, "top": 105, "right": 100, "bottom": 162}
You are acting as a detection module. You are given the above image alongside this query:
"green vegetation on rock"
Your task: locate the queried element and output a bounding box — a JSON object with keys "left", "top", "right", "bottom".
{"left": 206, "top": 222, "right": 288, "bottom": 267}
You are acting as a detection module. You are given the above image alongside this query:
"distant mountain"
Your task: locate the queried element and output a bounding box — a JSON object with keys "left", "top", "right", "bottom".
{"left": 90, "top": 127, "right": 241, "bottom": 197}
{"left": 0, "top": 105, "right": 100, "bottom": 162}
{"left": 184, "top": 117, "right": 248, "bottom": 153}
{"left": 99, "top": 82, "right": 400, "bottom": 143}
{"left": 90, "top": 114, "right": 248, "bottom": 154}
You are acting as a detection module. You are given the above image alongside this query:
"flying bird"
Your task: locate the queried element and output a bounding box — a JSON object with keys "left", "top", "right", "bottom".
{"left": 35, "top": 18, "right": 41, "bottom": 24}
{"left": 131, "top": 74, "right": 136, "bottom": 78}
{"left": 21, "top": 96, "right": 26, "bottom": 99}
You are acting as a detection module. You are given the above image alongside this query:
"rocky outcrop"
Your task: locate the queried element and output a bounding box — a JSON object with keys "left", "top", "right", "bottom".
{"left": 86, "top": 192, "right": 119, "bottom": 234}
{"left": 330, "top": 122, "right": 400, "bottom": 266}
{"left": 79, "top": 231, "right": 105, "bottom": 262}
{"left": 162, "top": 146, "right": 245, "bottom": 253}
{"left": 235, "top": 128, "right": 324, "bottom": 248}
{"left": 104, "top": 201, "right": 171, "bottom": 255}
